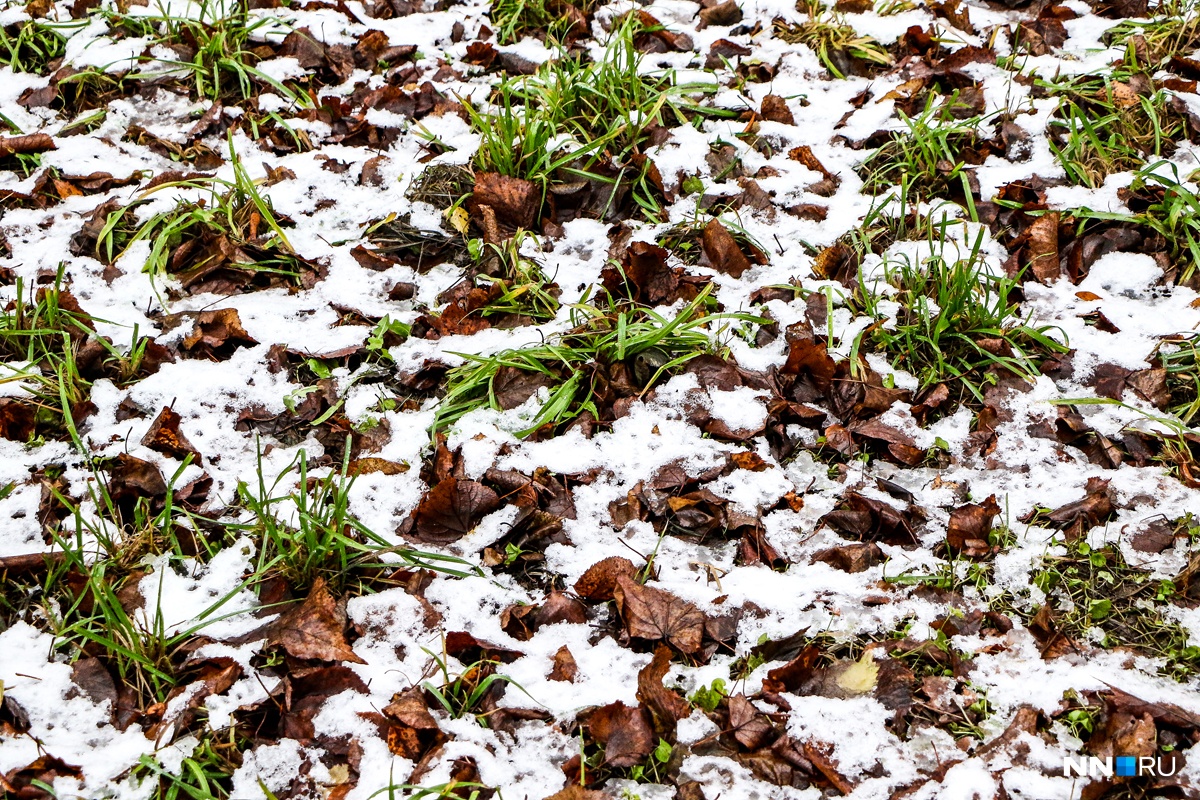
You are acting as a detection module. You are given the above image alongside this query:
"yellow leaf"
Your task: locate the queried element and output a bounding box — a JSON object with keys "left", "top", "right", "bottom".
{"left": 446, "top": 206, "right": 469, "bottom": 235}
{"left": 835, "top": 649, "right": 878, "bottom": 694}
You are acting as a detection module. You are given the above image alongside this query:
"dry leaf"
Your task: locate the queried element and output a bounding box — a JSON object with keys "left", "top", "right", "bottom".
{"left": 613, "top": 574, "right": 707, "bottom": 653}
{"left": 265, "top": 577, "right": 365, "bottom": 663}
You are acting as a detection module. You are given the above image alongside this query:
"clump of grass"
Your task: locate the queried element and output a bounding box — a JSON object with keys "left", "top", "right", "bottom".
{"left": 422, "top": 651, "right": 527, "bottom": 726}
{"left": 772, "top": 0, "right": 892, "bottom": 79}
{"left": 467, "top": 17, "right": 732, "bottom": 220}
{"left": 1019, "top": 539, "right": 1200, "bottom": 680}
{"left": 857, "top": 96, "right": 989, "bottom": 199}
{"left": 1, "top": 274, "right": 154, "bottom": 449}
{"left": 229, "top": 446, "right": 477, "bottom": 594}
{"left": 135, "top": 727, "right": 250, "bottom": 800}
{"left": 101, "top": 141, "right": 313, "bottom": 291}
{"left": 471, "top": 231, "right": 562, "bottom": 324}
{"left": 1043, "top": 73, "right": 1192, "bottom": 188}
{"left": 850, "top": 228, "right": 1067, "bottom": 402}
{"left": 490, "top": 0, "right": 593, "bottom": 45}
{"left": 1154, "top": 334, "right": 1200, "bottom": 424}
{"left": 111, "top": 0, "right": 310, "bottom": 105}
{"left": 0, "top": 20, "right": 68, "bottom": 73}
{"left": 432, "top": 285, "right": 762, "bottom": 436}
{"left": 1104, "top": 0, "right": 1200, "bottom": 66}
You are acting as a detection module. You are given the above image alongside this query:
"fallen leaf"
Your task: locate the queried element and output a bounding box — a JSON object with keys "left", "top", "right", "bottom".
{"left": 586, "top": 701, "right": 655, "bottom": 767}
{"left": 701, "top": 219, "right": 753, "bottom": 278}
{"left": 833, "top": 650, "right": 878, "bottom": 695}
{"left": 265, "top": 577, "right": 365, "bottom": 663}
{"left": 549, "top": 645, "right": 578, "bottom": 682}
{"left": 140, "top": 406, "right": 202, "bottom": 464}
{"left": 637, "top": 645, "right": 691, "bottom": 737}
{"left": 573, "top": 556, "right": 638, "bottom": 602}
{"left": 407, "top": 478, "right": 501, "bottom": 544}
{"left": 728, "top": 693, "right": 774, "bottom": 750}
{"left": 614, "top": 574, "right": 707, "bottom": 653}
{"left": 759, "top": 94, "right": 794, "bottom": 125}
{"left": 945, "top": 494, "right": 1000, "bottom": 559}
{"left": 180, "top": 309, "right": 258, "bottom": 360}
{"left": 469, "top": 172, "right": 538, "bottom": 230}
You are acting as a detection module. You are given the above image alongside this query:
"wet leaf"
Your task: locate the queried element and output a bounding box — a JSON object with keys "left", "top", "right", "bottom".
{"left": 613, "top": 574, "right": 707, "bottom": 654}
{"left": 407, "top": 479, "right": 501, "bottom": 544}
{"left": 637, "top": 645, "right": 691, "bottom": 737}
{"left": 140, "top": 406, "right": 202, "bottom": 464}
{"left": 180, "top": 309, "right": 258, "bottom": 360}
{"left": 265, "top": 577, "right": 365, "bottom": 664}
{"left": 945, "top": 494, "right": 1000, "bottom": 559}
{"left": 586, "top": 701, "right": 655, "bottom": 767}
{"left": 701, "top": 219, "right": 752, "bottom": 278}
{"left": 470, "top": 172, "right": 538, "bottom": 230}
{"left": 549, "top": 645, "right": 578, "bottom": 682}
{"left": 573, "top": 556, "right": 638, "bottom": 602}
{"left": 728, "top": 693, "right": 773, "bottom": 750}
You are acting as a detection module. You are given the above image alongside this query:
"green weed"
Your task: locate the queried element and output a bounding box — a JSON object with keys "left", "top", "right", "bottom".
{"left": 490, "top": 0, "right": 593, "bottom": 44}
{"left": 431, "top": 285, "right": 764, "bottom": 437}
{"left": 1104, "top": 0, "right": 1200, "bottom": 66}
{"left": 858, "top": 96, "right": 987, "bottom": 200}
{"left": 1044, "top": 74, "right": 1191, "bottom": 188}
{"left": 114, "top": 0, "right": 311, "bottom": 105}
{"left": 772, "top": 0, "right": 892, "bottom": 79}
{"left": 1023, "top": 539, "right": 1200, "bottom": 680}
{"left": 468, "top": 17, "right": 730, "bottom": 219}
{"left": 229, "top": 445, "right": 477, "bottom": 595}
{"left": 0, "top": 20, "right": 69, "bottom": 73}
{"left": 850, "top": 228, "right": 1067, "bottom": 402}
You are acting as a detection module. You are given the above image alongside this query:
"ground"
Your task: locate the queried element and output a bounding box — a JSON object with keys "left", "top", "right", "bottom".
{"left": 1, "top": 0, "right": 1200, "bottom": 797}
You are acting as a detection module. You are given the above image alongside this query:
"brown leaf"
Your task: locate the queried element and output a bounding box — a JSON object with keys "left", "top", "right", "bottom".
{"left": 601, "top": 240, "right": 680, "bottom": 305}
{"left": 109, "top": 454, "right": 168, "bottom": 502}
{"left": 543, "top": 787, "right": 612, "bottom": 800}
{"left": 140, "top": 406, "right": 202, "bottom": 464}
{"left": 407, "top": 478, "right": 501, "bottom": 544}
{"left": 180, "top": 309, "right": 258, "bottom": 360}
{"left": 945, "top": 494, "right": 1000, "bottom": 559}
{"left": 614, "top": 574, "right": 707, "bottom": 653}
{"left": 763, "top": 644, "right": 820, "bottom": 693}
{"left": 1026, "top": 212, "right": 1059, "bottom": 282}
{"left": 699, "top": 0, "right": 743, "bottom": 26}
{"left": 469, "top": 172, "right": 538, "bottom": 230}
{"left": 573, "top": 556, "right": 637, "bottom": 602}
{"left": 493, "top": 366, "right": 555, "bottom": 410}
{"left": 0, "top": 399, "right": 37, "bottom": 442}
{"left": 1127, "top": 368, "right": 1170, "bottom": 409}
{"left": 2, "top": 756, "right": 81, "bottom": 799}
{"left": 383, "top": 686, "right": 441, "bottom": 730}
{"left": 812, "top": 542, "right": 884, "bottom": 573}
{"left": 821, "top": 492, "right": 918, "bottom": 545}
{"left": 1041, "top": 477, "right": 1114, "bottom": 539}
{"left": 549, "top": 645, "right": 578, "bottom": 682}
{"left": 587, "top": 701, "right": 655, "bottom": 767}
{"left": 701, "top": 219, "right": 752, "bottom": 278}
{"left": 759, "top": 94, "right": 794, "bottom": 125}
{"left": 730, "top": 451, "right": 769, "bottom": 471}
{"left": 347, "top": 457, "right": 409, "bottom": 476}
{"left": 728, "top": 693, "right": 773, "bottom": 750}
{"left": 637, "top": 645, "right": 691, "bottom": 737}
{"left": 265, "top": 577, "right": 365, "bottom": 663}
{"left": 781, "top": 337, "right": 836, "bottom": 391}
{"left": 0, "top": 133, "right": 56, "bottom": 159}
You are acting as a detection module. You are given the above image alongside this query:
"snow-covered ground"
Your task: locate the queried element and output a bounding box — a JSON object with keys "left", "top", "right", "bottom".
{"left": 2, "top": 0, "right": 1200, "bottom": 797}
